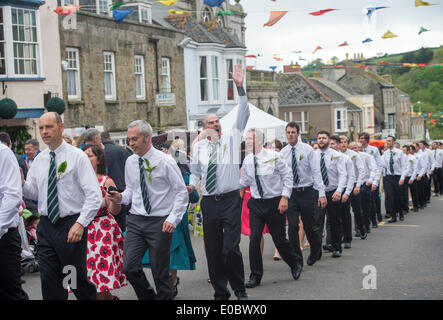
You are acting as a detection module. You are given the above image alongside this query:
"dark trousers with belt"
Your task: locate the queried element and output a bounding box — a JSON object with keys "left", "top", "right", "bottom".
{"left": 201, "top": 192, "right": 245, "bottom": 300}
{"left": 123, "top": 214, "right": 172, "bottom": 300}
{"left": 36, "top": 215, "right": 97, "bottom": 300}
{"left": 400, "top": 177, "right": 411, "bottom": 212}
{"left": 0, "top": 227, "right": 29, "bottom": 300}
{"left": 384, "top": 175, "right": 402, "bottom": 219}
{"left": 350, "top": 185, "right": 367, "bottom": 235}
{"left": 287, "top": 187, "right": 323, "bottom": 263}
{"left": 319, "top": 190, "right": 343, "bottom": 252}
{"left": 248, "top": 197, "right": 298, "bottom": 281}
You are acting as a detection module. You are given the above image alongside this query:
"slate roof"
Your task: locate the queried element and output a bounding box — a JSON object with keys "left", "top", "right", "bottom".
{"left": 309, "top": 79, "right": 362, "bottom": 111}
{"left": 277, "top": 73, "right": 328, "bottom": 106}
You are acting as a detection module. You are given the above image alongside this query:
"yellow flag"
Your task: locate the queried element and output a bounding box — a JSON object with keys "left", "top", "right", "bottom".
{"left": 157, "top": 0, "right": 178, "bottom": 6}
{"left": 381, "top": 30, "right": 398, "bottom": 39}
{"left": 415, "top": 0, "right": 431, "bottom": 7}
{"left": 168, "top": 9, "right": 186, "bottom": 14}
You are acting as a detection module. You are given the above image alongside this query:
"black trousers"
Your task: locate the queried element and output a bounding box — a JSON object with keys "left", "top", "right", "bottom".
{"left": 123, "top": 214, "right": 172, "bottom": 300}
{"left": 341, "top": 193, "right": 353, "bottom": 243}
{"left": 438, "top": 167, "right": 443, "bottom": 195}
{"left": 432, "top": 167, "right": 442, "bottom": 194}
{"left": 409, "top": 179, "right": 419, "bottom": 209}
{"left": 201, "top": 192, "right": 245, "bottom": 300}
{"left": 400, "top": 177, "right": 410, "bottom": 212}
{"left": 383, "top": 175, "right": 402, "bottom": 219}
{"left": 350, "top": 185, "right": 367, "bottom": 235}
{"left": 425, "top": 174, "right": 431, "bottom": 202}
{"left": 417, "top": 176, "right": 428, "bottom": 207}
{"left": 248, "top": 197, "right": 298, "bottom": 281}
{"left": 0, "top": 227, "right": 29, "bottom": 300}
{"left": 319, "top": 190, "right": 343, "bottom": 252}
{"left": 286, "top": 187, "right": 323, "bottom": 263}
{"left": 36, "top": 215, "right": 97, "bottom": 300}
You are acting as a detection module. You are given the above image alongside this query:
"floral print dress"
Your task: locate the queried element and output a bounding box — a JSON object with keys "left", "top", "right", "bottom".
{"left": 86, "top": 176, "right": 127, "bottom": 292}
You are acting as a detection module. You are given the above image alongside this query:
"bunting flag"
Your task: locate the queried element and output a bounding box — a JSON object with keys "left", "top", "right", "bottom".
{"left": 264, "top": 11, "right": 288, "bottom": 26}
{"left": 274, "top": 57, "right": 284, "bottom": 61}
{"left": 415, "top": 0, "right": 432, "bottom": 6}
{"left": 313, "top": 46, "right": 323, "bottom": 54}
{"left": 362, "top": 38, "right": 373, "bottom": 43}
{"left": 418, "top": 26, "right": 429, "bottom": 34}
{"left": 269, "top": 66, "right": 278, "bottom": 71}
{"left": 246, "top": 66, "right": 254, "bottom": 70}
{"left": 156, "top": 0, "right": 178, "bottom": 6}
{"left": 366, "top": 6, "right": 388, "bottom": 19}
{"left": 204, "top": 0, "right": 225, "bottom": 7}
{"left": 217, "top": 11, "right": 238, "bottom": 16}
{"left": 53, "top": 5, "right": 82, "bottom": 16}
{"left": 381, "top": 30, "right": 398, "bottom": 39}
{"left": 110, "top": 1, "right": 123, "bottom": 11}
{"left": 309, "top": 9, "right": 337, "bottom": 16}
{"left": 299, "top": 56, "right": 306, "bottom": 61}
{"left": 245, "top": 55, "right": 257, "bottom": 58}
{"left": 112, "top": 9, "right": 133, "bottom": 24}
{"left": 293, "top": 51, "right": 302, "bottom": 53}
{"left": 168, "top": 9, "right": 187, "bottom": 15}
{"left": 338, "top": 41, "right": 349, "bottom": 47}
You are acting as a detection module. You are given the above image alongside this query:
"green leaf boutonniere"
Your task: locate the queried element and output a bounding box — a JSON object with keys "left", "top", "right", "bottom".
{"left": 265, "top": 157, "right": 278, "bottom": 164}
{"left": 409, "top": 159, "right": 414, "bottom": 164}
{"left": 331, "top": 155, "right": 340, "bottom": 161}
{"left": 223, "top": 143, "right": 228, "bottom": 155}
{"left": 299, "top": 154, "right": 305, "bottom": 161}
{"left": 57, "top": 161, "right": 67, "bottom": 180}
{"left": 144, "top": 158, "right": 157, "bottom": 183}
{"left": 370, "top": 150, "right": 374, "bottom": 155}
{"left": 351, "top": 155, "right": 357, "bottom": 160}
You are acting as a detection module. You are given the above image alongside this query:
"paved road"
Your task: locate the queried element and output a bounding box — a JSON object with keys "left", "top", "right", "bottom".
{"left": 22, "top": 195, "right": 443, "bottom": 300}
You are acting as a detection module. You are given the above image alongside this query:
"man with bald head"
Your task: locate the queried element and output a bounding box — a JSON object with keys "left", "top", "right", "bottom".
{"left": 189, "top": 65, "right": 250, "bottom": 300}
{"left": 23, "top": 112, "right": 102, "bottom": 300}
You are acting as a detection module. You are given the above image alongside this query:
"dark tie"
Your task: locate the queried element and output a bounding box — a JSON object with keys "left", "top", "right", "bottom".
{"left": 206, "top": 143, "right": 217, "bottom": 194}
{"left": 320, "top": 152, "right": 329, "bottom": 186}
{"left": 47, "top": 152, "right": 60, "bottom": 224}
{"left": 139, "top": 157, "right": 151, "bottom": 215}
{"left": 389, "top": 151, "right": 394, "bottom": 175}
{"left": 292, "top": 147, "right": 300, "bottom": 185}
{"left": 254, "top": 156, "right": 264, "bottom": 198}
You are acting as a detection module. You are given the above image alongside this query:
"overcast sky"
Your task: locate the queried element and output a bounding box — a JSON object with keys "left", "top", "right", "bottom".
{"left": 240, "top": 0, "right": 443, "bottom": 71}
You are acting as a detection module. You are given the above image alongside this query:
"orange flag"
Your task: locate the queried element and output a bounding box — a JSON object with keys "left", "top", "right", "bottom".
{"left": 338, "top": 41, "right": 349, "bottom": 46}
{"left": 313, "top": 46, "right": 323, "bottom": 54}
{"left": 264, "top": 11, "right": 288, "bottom": 27}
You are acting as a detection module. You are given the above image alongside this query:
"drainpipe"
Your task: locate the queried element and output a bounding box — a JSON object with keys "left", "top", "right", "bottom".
{"left": 149, "top": 38, "right": 160, "bottom": 130}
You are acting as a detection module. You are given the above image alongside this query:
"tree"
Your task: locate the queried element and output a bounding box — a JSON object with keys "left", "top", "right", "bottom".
{"left": 415, "top": 47, "right": 433, "bottom": 64}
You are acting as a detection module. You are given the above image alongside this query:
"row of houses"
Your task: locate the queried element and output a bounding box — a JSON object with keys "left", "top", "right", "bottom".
{"left": 0, "top": 0, "right": 425, "bottom": 148}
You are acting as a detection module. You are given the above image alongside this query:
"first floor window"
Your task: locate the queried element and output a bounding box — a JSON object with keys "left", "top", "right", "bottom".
{"left": 388, "top": 113, "right": 395, "bottom": 129}
{"left": 284, "top": 111, "right": 309, "bottom": 133}
{"left": 199, "top": 56, "right": 208, "bottom": 102}
{"left": 161, "top": 57, "right": 171, "bottom": 93}
{"left": 103, "top": 52, "right": 116, "bottom": 100}
{"left": 211, "top": 56, "right": 219, "bottom": 101}
{"left": 226, "top": 59, "right": 234, "bottom": 101}
{"left": 66, "top": 47, "right": 81, "bottom": 100}
{"left": 335, "top": 108, "right": 348, "bottom": 132}
{"left": 135, "top": 55, "right": 145, "bottom": 99}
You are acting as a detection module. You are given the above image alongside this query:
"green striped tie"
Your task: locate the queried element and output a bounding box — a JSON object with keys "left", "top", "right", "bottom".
{"left": 320, "top": 152, "right": 329, "bottom": 187}
{"left": 389, "top": 151, "right": 394, "bottom": 175}
{"left": 139, "top": 158, "right": 151, "bottom": 215}
{"left": 292, "top": 147, "right": 300, "bottom": 185}
{"left": 47, "top": 152, "right": 60, "bottom": 224}
{"left": 206, "top": 143, "right": 217, "bottom": 194}
{"left": 254, "top": 156, "right": 264, "bottom": 198}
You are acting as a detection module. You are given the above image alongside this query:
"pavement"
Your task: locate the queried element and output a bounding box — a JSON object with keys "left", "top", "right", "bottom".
{"left": 22, "top": 194, "right": 443, "bottom": 300}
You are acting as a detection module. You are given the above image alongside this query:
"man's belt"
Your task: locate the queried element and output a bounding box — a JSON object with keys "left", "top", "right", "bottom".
{"left": 203, "top": 190, "right": 239, "bottom": 201}
{"left": 292, "top": 185, "right": 313, "bottom": 192}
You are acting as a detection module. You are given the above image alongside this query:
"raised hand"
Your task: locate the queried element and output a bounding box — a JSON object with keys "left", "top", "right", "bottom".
{"left": 230, "top": 64, "right": 245, "bottom": 88}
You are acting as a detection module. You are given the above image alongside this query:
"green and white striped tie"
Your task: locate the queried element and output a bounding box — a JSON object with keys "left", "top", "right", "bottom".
{"left": 47, "top": 152, "right": 60, "bottom": 224}
{"left": 206, "top": 143, "right": 217, "bottom": 194}
{"left": 254, "top": 156, "right": 264, "bottom": 198}
{"left": 320, "top": 152, "right": 329, "bottom": 187}
{"left": 139, "top": 158, "right": 151, "bottom": 215}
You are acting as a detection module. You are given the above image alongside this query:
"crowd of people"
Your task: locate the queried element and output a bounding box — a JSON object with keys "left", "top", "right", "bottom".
{"left": 1, "top": 65, "right": 442, "bottom": 301}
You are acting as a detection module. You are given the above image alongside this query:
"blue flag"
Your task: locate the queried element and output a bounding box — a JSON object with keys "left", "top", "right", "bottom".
{"left": 362, "top": 38, "right": 373, "bottom": 43}
{"left": 269, "top": 66, "right": 277, "bottom": 71}
{"left": 113, "top": 9, "right": 133, "bottom": 24}
{"left": 204, "top": 0, "right": 225, "bottom": 7}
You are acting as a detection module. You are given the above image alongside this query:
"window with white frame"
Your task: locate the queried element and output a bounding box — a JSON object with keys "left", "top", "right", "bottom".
{"left": 366, "top": 107, "right": 372, "bottom": 127}
{"left": 161, "top": 57, "right": 171, "bottom": 93}
{"left": 135, "top": 55, "right": 145, "bottom": 99}
{"left": 103, "top": 52, "right": 116, "bottom": 100}
{"left": 284, "top": 111, "right": 309, "bottom": 134}
{"left": 199, "top": 56, "right": 208, "bottom": 102}
{"left": 335, "top": 108, "right": 348, "bottom": 132}
{"left": 211, "top": 56, "right": 219, "bottom": 101}
{"left": 63, "top": 0, "right": 77, "bottom": 5}
{"left": 12, "top": 7, "right": 39, "bottom": 76}
{"left": 97, "top": 0, "right": 110, "bottom": 15}
{"left": 199, "top": 55, "right": 221, "bottom": 103}
{"left": 139, "top": 6, "right": 151, "bottom": 24}
{"left": 0, "top": 8, "right": 5, "bottom": 75}
{"left": 226, "top": 59, "right": 234, "bottom": 101}
{"left": 202, "top": 8, "right": 211, "bottom": 22}
{"left": 66, "top": 48, "right": 81, "bottom": 100}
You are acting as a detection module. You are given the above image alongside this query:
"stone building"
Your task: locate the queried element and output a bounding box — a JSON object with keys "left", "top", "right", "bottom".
{"left": 59, "top": 0, "right": 189, "bottom": 143}
{"left": 246, "top": 69, "right": 279, "bottom": 116}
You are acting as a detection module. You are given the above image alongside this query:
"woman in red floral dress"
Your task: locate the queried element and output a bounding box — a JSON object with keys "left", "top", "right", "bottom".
{"left": 82, "top": 144, "right": 127, "bottom": 300}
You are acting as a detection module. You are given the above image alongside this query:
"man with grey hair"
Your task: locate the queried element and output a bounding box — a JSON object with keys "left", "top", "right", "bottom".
{"left": 84, "top": 128, "right": 102, "bottom": 148}
{"left": 23, "top": 139, "right": 40, "bottom": 168}
{"left": 107, "top": 119, "right": 188, "bottom": 300}
{"left": 188, "top": 65, "right": 249, "bottom": 300}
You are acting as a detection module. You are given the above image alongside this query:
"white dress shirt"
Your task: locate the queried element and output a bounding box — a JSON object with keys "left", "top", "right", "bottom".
{"left": 344, "top": 149, "right": 365, "bottom": 187}
{"left": 280, "top": 140, "right": 325, "bottom": 197}
{"left": 23, "top": 141, "right": 103, "bottom": 228}
{"left": 433, "top": 149, "right": 443, "bottom": 168}
{"left": 358, "top": 151, "right": 379, "bottom": 186}
{"left": 379, "top": 147, "right": 408, "bottom": 180}
{"left": 240, "top": 148, "right": 292, "bottom": 199}
{"left": 363, "top": 144, "right": 382, "bottom": 184}
{"left": 314, "top": 148, "right": 348, "bottom": 193}
{"left": 424, "top": 148, "right": 435, "bottom": 173}
{"left": 0, "top": 144, "right": 22, "bottom": 239}
{"left": 403, "top": 154, "right": 416, "bottom": 178}
{"left": 190, "top": 95, "right": 250, "bottom": 195}
{"left": 121, "top": 146, "right": 188, "bottom": 228}
{"left": 415, "top": 150, "right": 429, "bottom": 178}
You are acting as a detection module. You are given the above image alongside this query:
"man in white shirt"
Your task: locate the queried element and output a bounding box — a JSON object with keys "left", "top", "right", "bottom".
{"left": 431, "top": 141, "right": 443, "bottom": 196}
{"left": 407, "top": 145, "right": 420, "bottom": 212}
{"left": 0, "top": 143, "right": 29, "bottom": 300}
{"left": 380, "top": 136, "right": 409, "bottom": 223}
{"left": 418, "top": 141, "right": 434, "bottom": 205}
{"left": 107, "top": 120, "right": 188, "bottom": 300}
{"left": 280, "top": 122, "right": 326, "bottom": 268}
{"left": 413, "top": 142, "right": 428, "bottom": 209}
{"left": 239, "top": 129, "right": 299, "bottom": 288}
{"left": 400, "top": 145, "right": 414, "bottom": 214}
{"left": 315, "top": 131, "right": 348, "bottom": 258}
{"left": 188, "top": 65, "right": 249, "bottom": 300}
{"left": 23, "top": 112, "right": 102, "bottom": 300}
{"left": 359, "top": 132, "right": 383, "bottom": 225}
{"left": 23, "top": 138, "right": 40, "bottom": 168}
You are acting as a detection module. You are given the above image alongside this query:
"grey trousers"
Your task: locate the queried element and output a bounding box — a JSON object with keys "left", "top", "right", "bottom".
{"left": 123, "top": 214, "right": 173, "bottom": 300}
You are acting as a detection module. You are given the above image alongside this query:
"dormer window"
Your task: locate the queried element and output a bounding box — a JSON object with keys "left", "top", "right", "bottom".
{"left": 96, "top": 0, "right": 110, "bottom": 15}
{"left": 139, "top": 5, "right": 152, "bottom": 24}
{"left": 202, "top": 8, "right": 211, "bottom": 22}
{"left": 217, "top": 15, "right": 224, "bottom": 27}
